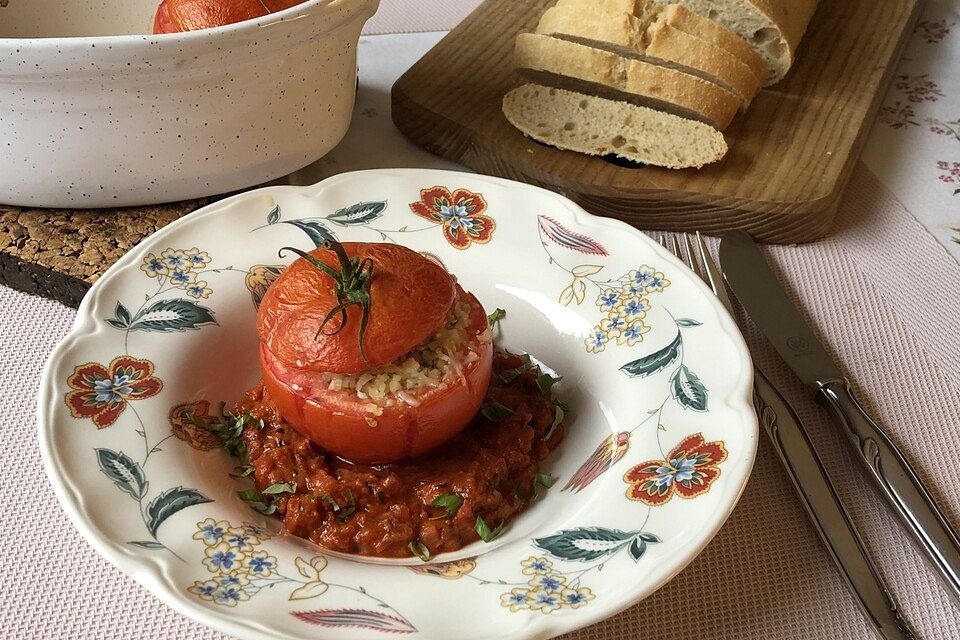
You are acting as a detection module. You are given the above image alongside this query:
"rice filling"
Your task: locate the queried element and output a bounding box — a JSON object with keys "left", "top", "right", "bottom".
{"left": 320, "top": 295, "right": 486, "bottom": 405}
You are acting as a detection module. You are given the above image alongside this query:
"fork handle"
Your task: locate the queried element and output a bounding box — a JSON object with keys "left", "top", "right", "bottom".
{"left": 819, "top": 378, "right": 960, "bottom": 603}
{"left": 755, "top": 371, "right": 915, "bottom": 640}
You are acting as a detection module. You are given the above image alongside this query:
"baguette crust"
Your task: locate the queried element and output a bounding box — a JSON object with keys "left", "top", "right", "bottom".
{"left": 537, "top": 6, "right": 760, "bottom": 106}
{"left": 556, "top": 0, "right": 766, "bottom": 81}
{"left": 515, "top": 32, "right": 740, "bottom": 129}
{"left": 653, "top": 0, "right": 820, "bottom": 84}
{"left": 502, "top": 83, "right": 727, "bottom": 169}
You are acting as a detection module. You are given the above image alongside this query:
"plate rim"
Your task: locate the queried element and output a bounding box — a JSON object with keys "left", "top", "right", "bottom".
{"left": 37, "top": 167, "right": 758, "bottom": 640}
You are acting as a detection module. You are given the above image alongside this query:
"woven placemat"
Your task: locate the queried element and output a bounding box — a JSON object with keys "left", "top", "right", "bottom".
{"left": 0, "top": 200, "right": 213, "bottom": 308}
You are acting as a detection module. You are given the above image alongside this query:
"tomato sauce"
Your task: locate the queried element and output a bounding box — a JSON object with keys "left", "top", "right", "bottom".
{"left": 236, "top": 352, "right": 564, "bottom": 558}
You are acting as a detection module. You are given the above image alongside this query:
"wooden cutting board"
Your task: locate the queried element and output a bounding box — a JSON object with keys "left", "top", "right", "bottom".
{"left": 391, "top": 0, "right": 923, "bottom": 243}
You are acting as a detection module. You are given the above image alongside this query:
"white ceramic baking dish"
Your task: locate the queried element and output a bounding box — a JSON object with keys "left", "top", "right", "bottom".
{"left": 0, "top": 0, "right": 378, "bottom": 208}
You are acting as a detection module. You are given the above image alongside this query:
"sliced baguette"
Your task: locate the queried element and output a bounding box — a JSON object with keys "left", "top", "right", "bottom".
{"left": 536, "top": 5, "right": 761, "bottom": 107}
{"left": 514, "top": 32, "right": 740, "bottom": 130}
{"left": 556, "top": 0, "right": 766, "bottom": 81}
{"left": 650, "top": 0, "right": 820, "bottom": 84}
{"left": 502, "top": 83, "right": 727, "bottom": 169}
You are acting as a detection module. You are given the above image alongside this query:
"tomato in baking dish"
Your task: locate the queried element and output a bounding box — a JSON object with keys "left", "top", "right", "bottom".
{"left": 153, "top": 0, "right": 301, "bottom": 33}
{"left": 257, "top": 241, "right": 493, "bottom": 464}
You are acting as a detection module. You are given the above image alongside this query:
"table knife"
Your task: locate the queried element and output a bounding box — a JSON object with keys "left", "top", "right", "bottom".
{"left": 720, "top": 230, "right": 960, "bottom": 604}
{"left": 753, "top": 372, "right": 914, "bottom": 639}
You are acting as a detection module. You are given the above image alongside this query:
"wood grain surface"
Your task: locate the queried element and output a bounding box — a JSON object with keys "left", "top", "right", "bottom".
{"left": 391, "top": 0, "right": 923, "bottom": 243}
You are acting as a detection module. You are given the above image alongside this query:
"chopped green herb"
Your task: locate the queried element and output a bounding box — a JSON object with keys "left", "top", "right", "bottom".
{"left": 532, "top": 473, "right": 554, "bottom": 500}
{"left": 193, "top": 403, "right": 254, "bottom": 465}
{"left": 474, "top": 516, "right": 505, "bottom": 543}
{"left": 428, "top": 493, "right": 463, "bottom": 520}
{"left": 536, "top": 372, "right": 562, "bottom": 393}
{"left": 481, "top": 401, "right": 515, "bottom": 423}
{"left": 237, "top": 489, "right": 277, "bottom": 515}
{"left": 335, "top": 489, "right": 357, "bottom": 523}
{"left": 498, "top": 353, "right": 533, "bottom": 383}
{"left": 230, "top": 465, "right": 255, "bottom": 479}
{"left": 487, "top": 308, "right": 506, "bottom": 327}
{"left": 312, "top": 493, "right": 341, "bottom": 511}
{"left": 408, "top": 540, "right": 431, "bottom": 562}
{"left": 544, "top": 399, "right": 567, "bottom": 441}
{"left": 262, "top": 482, "right": 297, "bottom": 495}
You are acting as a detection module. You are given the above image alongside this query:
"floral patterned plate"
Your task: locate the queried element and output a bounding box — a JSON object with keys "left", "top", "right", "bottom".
{"left": 38, "top": 169, "right": 757, "bottom": 640}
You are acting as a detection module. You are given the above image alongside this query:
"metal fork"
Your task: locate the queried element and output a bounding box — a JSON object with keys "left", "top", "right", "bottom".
{"left": 662, "top": 232, "right": 915, "bottom": 640}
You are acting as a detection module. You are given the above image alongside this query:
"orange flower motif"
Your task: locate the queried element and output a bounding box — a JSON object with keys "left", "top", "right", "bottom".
{"left": 170, "top": 400, "right": 221, "bottom": 451}
{"left": 623, "top": 433, "right": 727, "bottom": 506}
{"left": 409, "top": 186, "right": 495, "bottom": 250}
{"left": 65, "top": 356, "right": 163, "bottom": 428}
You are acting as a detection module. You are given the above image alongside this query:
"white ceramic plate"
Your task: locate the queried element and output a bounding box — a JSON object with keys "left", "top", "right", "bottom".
{"left": 38, "top": 169, "right": 757, "bottom": 640}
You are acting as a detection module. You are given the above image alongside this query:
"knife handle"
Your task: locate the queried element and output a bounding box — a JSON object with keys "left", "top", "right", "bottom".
{"left": 754, "top": 372, "right": 915, "bottom": 640}
{"left": 820, "top": 378, "right": 960, "bottom": 602}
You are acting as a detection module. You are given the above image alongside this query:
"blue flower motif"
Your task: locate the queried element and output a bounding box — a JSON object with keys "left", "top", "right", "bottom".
{"left": 647, "top": 275, "right": 667, "bottom": 291}
{"left": 671, "top": 457, "right": 697, "bottom": 483}
{"left": 248, "top": 555, "right": 275, "bottom": 575}
{"left": 212, "top": 550, "right": 239, "bottom": 570}
{"left": 585, "top": 328, "right": 608, "bottom": 353}
{"left": 439, "top": 204, "right": 477, "bottom": 234}
{"left": 620, "top": 298, "right": 650, "bottom": 318}
{"left": 194, "top": 519, "right": 228, "bottom": 546}
{"left": 93, "top": 374, "right": 133, "bottom": 404}
{"left": 161, "top": 249, "right": 188, "bottom": 271}
{"left": 602, "top": 314, "right": 626, "bottom": 335}
{"left": 564, "top": 591, "right": 589, "bottom": 605}
{"left": 213, "top": 586, "right": 247, "bottom": 606}
{"left": 508, "top": 592, "right": 527, "bottom": 606}
{"left": 596, "top": 290, "right": 621, "bottom": 312}
{"left": 534, "top": 575, "right": 563, "bottom": 591}
{"left": 140, "top": 254, "right": 167, "bottom": 278}
{"left": 169, "top": 269, "right": 196, "bottom": 286}
{"left": 196, "top": 583, "right": 216, "bottom": 598}
{"left": 184, "top": 247, "right": 211, "bottom": 268}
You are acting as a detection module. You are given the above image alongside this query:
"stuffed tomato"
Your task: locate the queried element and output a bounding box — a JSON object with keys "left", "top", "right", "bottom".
{"left": 257, "top": 241, "right": 493, "bottom": 463}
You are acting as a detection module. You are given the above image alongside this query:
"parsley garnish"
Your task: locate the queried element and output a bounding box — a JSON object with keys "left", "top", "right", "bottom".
{"left": 536, "top": 372, "right": 562, "bottom": 393}
{"left": 262, "top": 482, "right": 297, "bottom": 495}
{"left": 335, "top": 489, "right": 357, "bottom": 523}
{"left": 474, "top": 515, "right": 505, "bottom": 543}
{"left": 532, "top": 473, "right": 554, "bottom": 500}
{"left": 544, "top": 399, "right": 567, "bottom": 441}
{"left": 408, "top": 540, "right": 431, "bottom": 562}
{"left": 428, "top": 493, "right": 463, "bottom": 520}
{"left": 487, "top": 308, "right": 506, "bottom": 327}
{"left": 481, "top": 401, "right": 514, "bottom": 422}
{"left": 237, "top": 489, "right": 277, "bottom": 515}
{"left": 313, "top": 493, "right": 341, "bottom": 511}
{"left": 498, "top": 353, "right": 533, "bottom": 383}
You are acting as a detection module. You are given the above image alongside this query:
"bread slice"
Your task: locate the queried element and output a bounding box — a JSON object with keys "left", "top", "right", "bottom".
{"left": 502, "top": 83, "right": 727, "bottom": 169}
{"left": 536, "top": 5, "right": 761, "bottom": 107}
{"left": 514, "top": 32, "right": 740, "bottom": 130}
{"left": 650, "top": 0, "right": 820, "bottom": 84}
{"left": 555, "top": 0, "right": 766, "bottom": 81}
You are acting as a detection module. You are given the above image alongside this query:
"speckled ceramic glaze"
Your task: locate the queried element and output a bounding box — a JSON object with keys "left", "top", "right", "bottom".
{"left": 0, "top": 0, "right": 378, "bottom": 208}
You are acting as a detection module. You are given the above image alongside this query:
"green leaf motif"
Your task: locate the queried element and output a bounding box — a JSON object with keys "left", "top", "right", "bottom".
{"left": 145, "top": 487, "right": 213, "bottom": 537}
{"left": 95, "top": 448, "right": 148, "bottom": 500}
{"left": 128, "top": 299, "right": 217, "bottom": 333}
{"left": 128, "top": 540, "right": 165, "bottom": 550}
{"left": 671, "top": 365, "right": 708, "bottom": 412}
{"left": 628, "top": 532, "right": 661, "bottom": 562}
{"left": 327, "top": 201, "right": 387, "bottom": 226}
{"left": 266, "top": 204, "right": 281, "bottom": 225}
{"left": 534, "top": 527, "right": 639, "bottom": 562}
{"left": 620, "top": 332, "right": 682, "bottom": 378}
{"left": 107, "top": 302, "right": 132, "bottom": 329}
{"left": 282, "top": 219, "right": 338, "bottom": 247}
{"left": 675, "top": 318, "right": 702, "bottom": 327}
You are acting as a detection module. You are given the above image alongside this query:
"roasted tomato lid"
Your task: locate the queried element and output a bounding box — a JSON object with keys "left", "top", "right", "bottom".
{"left": 257, "top": 242, "right": 456, "bottom": 374}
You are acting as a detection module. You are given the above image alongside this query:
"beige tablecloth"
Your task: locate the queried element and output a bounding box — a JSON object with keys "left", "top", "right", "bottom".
{"left": 5, "top": 1, "right": 960, "bottom": 639}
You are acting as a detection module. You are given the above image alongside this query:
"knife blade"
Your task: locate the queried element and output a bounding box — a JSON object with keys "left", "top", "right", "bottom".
{"left": 720, "top": 230, "right": 960, "bottom": 604}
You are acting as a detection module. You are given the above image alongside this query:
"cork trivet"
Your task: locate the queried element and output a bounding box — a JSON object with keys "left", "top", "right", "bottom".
{"left": 0, "top": 200, "right": 213, "bottom": 308}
